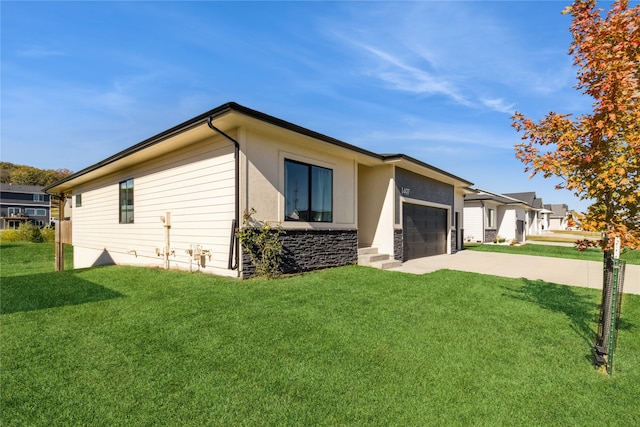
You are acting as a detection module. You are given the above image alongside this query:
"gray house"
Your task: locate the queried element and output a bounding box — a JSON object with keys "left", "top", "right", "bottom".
{"left": 0, "top": 184, "right": 51, "bottom": 229}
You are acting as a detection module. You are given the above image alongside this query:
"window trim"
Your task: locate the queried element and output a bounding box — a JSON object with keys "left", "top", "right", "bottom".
{"left": 487, "top": 208, "right": 495, "bottom": 228}
{"left": 119, "top": 179, "right": 134, "bottom": 224}
{"left": 284, "top": 159, "right": 333, "bottom": 223}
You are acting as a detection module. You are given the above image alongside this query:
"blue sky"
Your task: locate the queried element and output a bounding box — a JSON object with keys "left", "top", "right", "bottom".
{"left": 2, "top": 1, "right": 621, "bottom": 213}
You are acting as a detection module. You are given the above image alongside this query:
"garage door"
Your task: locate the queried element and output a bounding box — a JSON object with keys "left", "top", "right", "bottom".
{"left": 403, "top": 203, "right": 447, "bottom": 260}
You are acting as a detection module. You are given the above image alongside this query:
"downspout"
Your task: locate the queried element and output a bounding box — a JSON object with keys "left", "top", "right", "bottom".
{"left": 207, "top": 116, "right": 240, "bottom": 275}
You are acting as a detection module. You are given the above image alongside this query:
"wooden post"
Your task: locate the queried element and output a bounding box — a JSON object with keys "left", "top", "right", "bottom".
{"left": 55, "top": 194, "right": 66, "bottom": 271}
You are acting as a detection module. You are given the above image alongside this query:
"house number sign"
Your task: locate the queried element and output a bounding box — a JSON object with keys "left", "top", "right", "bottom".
{"left": 401, "top": 187, "right": 411, "bottom": 196}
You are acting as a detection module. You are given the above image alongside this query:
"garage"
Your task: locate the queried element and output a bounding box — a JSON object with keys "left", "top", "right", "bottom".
{"left": 402, "top": 203, "right": 448, "bottom": 260}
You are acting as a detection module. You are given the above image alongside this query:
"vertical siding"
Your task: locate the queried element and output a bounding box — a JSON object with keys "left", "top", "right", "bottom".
{"left": 72, "top": 137, "right": 236, "bottom": 275}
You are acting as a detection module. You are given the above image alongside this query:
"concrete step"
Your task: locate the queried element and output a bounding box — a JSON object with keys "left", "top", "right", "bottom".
{"left": 358, "top": 253, "right": 390, "bottom": 265}
{"left": 358, "top": 247, "right": 379, "bottom": 256}
{"left": 369, "top": 259, "right": 403, "bottom": 270}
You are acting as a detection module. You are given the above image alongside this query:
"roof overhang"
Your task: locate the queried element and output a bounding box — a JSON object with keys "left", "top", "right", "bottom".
{"left": 381, "top": 154, "right": 473, "bottom": 188}
{"left": 44, "top": 102, "right": 474, "bottom": 194}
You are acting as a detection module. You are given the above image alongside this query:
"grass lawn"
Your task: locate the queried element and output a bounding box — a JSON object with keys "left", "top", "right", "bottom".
{"left": 2, "top": 243, "right": 639, "bottom": 425}
{"left": 466, "top": 242, "right": 640, "bottom": 265}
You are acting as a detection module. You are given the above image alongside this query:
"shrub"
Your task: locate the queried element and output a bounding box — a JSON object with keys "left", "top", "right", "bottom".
{"left": 0, "top": 223, "right": 53, "bottom": 243}
{"left": 0, "top": 228, "right": 22, "bottom": 242}
{"left": 236, "top": 208, "right": 285, "bottom": 278}
{"left": 40, "top": 226, "right": 55, "bottom": 242}
{"left": 28, "top": 226, "right": 44, "bottom": 243}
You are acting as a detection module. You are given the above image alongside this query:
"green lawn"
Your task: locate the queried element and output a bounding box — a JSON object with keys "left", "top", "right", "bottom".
{"left": 466, "top": 242, "right": 640, "bottom": 265}
{"left": 2, "top": 243, "right": 639, "bottom": 425}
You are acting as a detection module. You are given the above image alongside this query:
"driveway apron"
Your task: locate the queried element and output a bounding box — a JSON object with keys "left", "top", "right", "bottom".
{"left": 390, "top": 250, "right": 640, "bottom": 295}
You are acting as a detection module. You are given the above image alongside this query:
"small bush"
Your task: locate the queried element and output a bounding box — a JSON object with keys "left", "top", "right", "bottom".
{"left": 0, "top": 223, "right": 53, "bottom": 243}
{"left": 40, "top": 226, "right": 55, "bottom": 242}
{"left": 28, "top": 226, "right": 44, "bottom": 243}
{"left": 0, "top": 228, "right": 22, "bottom": 242}
{"left": 236, "top": 208, "right": 285, "bottom": 278}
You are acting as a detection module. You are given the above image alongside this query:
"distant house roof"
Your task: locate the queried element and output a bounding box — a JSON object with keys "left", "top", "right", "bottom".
{"left": 465, "top": 192, "right": 518, "bottom": 205}
{"left": 532, "top": 198, "right": 544, "bottom": 209}
{"left": 544, "top": 203, "right": 569, "bottom": 218}
{"left": 503, "top": 192, "right": 536, "bottom": 206}
{"left": 0, "top": 183, "right": 46, "bottom": 194}
{"left": 465, "top": 189, "right": 539, "bottom": 209}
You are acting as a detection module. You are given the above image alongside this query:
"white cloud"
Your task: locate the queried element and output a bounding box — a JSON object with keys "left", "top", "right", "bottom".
{"left": 481, "top": 98, "right": 516, "bottom": 114}
{"left": 341, "top": 39, "right": 473, "bottom": 107}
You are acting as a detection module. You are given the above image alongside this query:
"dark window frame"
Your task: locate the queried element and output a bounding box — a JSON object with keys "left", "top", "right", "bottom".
{"left": 119, "top": 179, "right": 134, "bottom": 224}
{"left": 284, "top": 159, "right": 333, "bottom": 223}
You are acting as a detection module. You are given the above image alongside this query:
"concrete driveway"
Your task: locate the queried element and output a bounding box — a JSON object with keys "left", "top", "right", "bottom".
{"left": 389, "top": 250, "right": 640, "bottom": 295}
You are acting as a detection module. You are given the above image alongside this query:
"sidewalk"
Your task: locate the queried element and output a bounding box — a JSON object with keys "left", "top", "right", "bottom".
{"left": 389, "top": 250, "right": 640, "bottom": 295}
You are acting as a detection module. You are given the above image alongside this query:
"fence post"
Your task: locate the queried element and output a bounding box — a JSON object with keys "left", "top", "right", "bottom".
{"left": 55, "top": 194, "right": 66, "bottom": 271}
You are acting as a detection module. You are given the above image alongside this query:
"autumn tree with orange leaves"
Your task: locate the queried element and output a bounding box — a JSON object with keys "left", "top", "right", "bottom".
{"left": 512, "top": 0, "right": 639, "bottom": 251}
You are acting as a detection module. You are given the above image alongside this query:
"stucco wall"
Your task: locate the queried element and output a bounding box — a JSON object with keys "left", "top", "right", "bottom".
{"left": 240, "top": 126, "right": 358, "bottom": 230}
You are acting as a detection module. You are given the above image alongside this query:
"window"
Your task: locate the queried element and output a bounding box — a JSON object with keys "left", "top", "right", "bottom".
{"left": 33, "top": 194, "right": 45, "bottom": 202}
{"left": 8, "top": 207, "right": 20, "bottom": 216}
{"left": 488, "top": 208, "right": 495, "bottom": 228}
{"left": 285, "top": 159, "right": 332, "bottom": 222}
{"left": 76, "top": 194, "right": 82, "bottom": 207}
{"left": 119, "top": 179, "right": 134, "bottom": 223}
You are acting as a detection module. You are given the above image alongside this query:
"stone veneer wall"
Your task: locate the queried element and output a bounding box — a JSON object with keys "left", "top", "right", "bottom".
{"left": 241, "top": 229, "right": 358, "bottom": 278}
{"left": 394, "top": 229, "right": 403, "bottom": 261}
{"left": 450, "top": 230, "right": 457, "bottom": 254}
{"left": 484, "top": 229, "right": 498, "bottom": 243}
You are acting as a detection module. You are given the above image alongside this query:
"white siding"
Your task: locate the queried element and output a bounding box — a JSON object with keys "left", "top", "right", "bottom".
{"left": 71, "top": 136, "right": 236, "bottom": 276}
{"left": 463, "top": 204, "right": 483, "bottom": 243}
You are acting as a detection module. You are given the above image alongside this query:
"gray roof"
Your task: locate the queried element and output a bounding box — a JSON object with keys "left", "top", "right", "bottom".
{"left": 544, "top": 203, "right": 569, "bottom": 218}
{"left": 0, "top": 183, "right": 46, "bottom": 194}
{"left": 503, "top": 192, "right": 536, "bottom": 206}
{"left": 532, "top": 198, "right": 543, "bottom": 209}
{"left": 465, "top": 193, "right": 517, "bottom": 204}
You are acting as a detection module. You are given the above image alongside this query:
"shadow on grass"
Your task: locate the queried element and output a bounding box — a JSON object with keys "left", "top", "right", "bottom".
{"left": 0, "top": 271, "right": 124, "bottom": 314}
{"left": 507, "top": 279, "right": 600, "bottom": 348}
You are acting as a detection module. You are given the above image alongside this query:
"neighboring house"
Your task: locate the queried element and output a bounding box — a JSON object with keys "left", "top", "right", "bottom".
{"left": 0, "top": 184, "right": 51, "bottom": 229}
{"left": 545, "top": 204, "right": 570, "bottom": 230}
{"left": 502, "top": 192, "right": 546, "bottom": 236}
{"left": 44, "top": 102, "right": 473, "bottom": 278}
{"left": 463, "top": 189, "right": 541, "bottom": 243}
